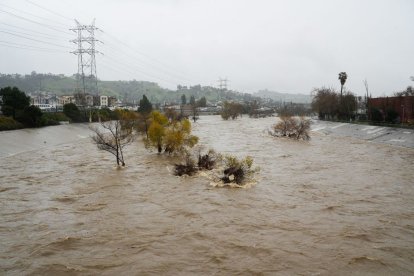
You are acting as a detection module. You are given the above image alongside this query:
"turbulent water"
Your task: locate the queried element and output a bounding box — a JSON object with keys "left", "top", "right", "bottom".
{"left": 1, "top": 116, "right": 413, "bottom": 275}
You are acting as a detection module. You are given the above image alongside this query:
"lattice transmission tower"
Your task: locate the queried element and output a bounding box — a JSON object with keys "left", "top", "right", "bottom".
{"left": 70, "top": 19, "right": 101, "bottom": 106}
{"left": 217, "top": 77, "right": 228, "bottom": 100}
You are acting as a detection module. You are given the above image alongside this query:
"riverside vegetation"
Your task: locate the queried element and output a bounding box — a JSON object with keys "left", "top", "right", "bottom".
{"left": 90, "top": 95, "right": 259, "bottom": 186}
{"left": 0, "top": 86, "right": 70, "bottom": 130}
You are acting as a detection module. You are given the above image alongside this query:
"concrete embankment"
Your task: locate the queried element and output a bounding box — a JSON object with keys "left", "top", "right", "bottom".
{"left": 312, "top": 120, "right": 414, "bottom": 148}
{"left": 0, "top": 123, "right": 92, "bottom": 158}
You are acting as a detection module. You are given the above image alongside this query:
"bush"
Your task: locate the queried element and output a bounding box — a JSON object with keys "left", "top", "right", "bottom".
{"left": 0, "top": 116, "right": 23, "bottom": 131}
{"left": 16, "top": 105, "right": 43, "bottom": 127}
{"left": 221, "top": 155, "right": 258, "bottom": 185}
{"left": 369, "top": 107, "right": 382, "bottom": 122}
{"left": 272, "top": 116, "right": 311, "bottom": 140}
{"left": 174, "top": 148, "right": 221, "bottom": 176}
{"left": 221, "top": 101, "right": 243, "bottom": 120}
{"left": 63, "top": 103, "right": 82, "bottom": 122}
{"left": 385, "top": 108, "right": 399, "bottom": 123}
{"left": 40, "top": 112, "right": 70, "bottom": 126}
{"left": 174, "top": 151, "right": 198, "bottom": 176}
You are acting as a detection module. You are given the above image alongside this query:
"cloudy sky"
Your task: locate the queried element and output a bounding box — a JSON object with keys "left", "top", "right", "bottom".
{"left": 1, "top": 0, "right": 413, "bottom": 96}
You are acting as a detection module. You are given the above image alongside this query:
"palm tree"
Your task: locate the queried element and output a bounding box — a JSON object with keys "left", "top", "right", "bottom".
{"left": 338, "top": 72, "right": 347, "bottom": 98}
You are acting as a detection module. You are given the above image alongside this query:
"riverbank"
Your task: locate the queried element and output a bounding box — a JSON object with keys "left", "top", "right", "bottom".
{"left": 0, "top": 123, "right": 91, "bottom": 158}
{"left": 311, "top": 119, "right": 414, "bottom": 148}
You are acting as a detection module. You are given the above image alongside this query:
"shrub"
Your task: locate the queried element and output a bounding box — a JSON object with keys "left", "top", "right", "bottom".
{"left": 221, "top": 101, "right": 243, "bottom": 120}
{"left": 272, "top": 116, "right": 311, "bottom": 140}
{"left": 385, "top": 108, "right": 399, "bottom": 123}
{"left": 40, "top": 112, "right": 70, "bottom": 126}
{"left": 221, "top": 155, "right": 258, "bottom": 185}
{"left": 16, "top": 105, "right": 43, "bottom": 127}
{"left": 174, "top": 151, "right": 198, "bottom": 176}
{"left": 63, "top": 103, "right": 82, "bottom": 122}
{"left": 370, "top": 107, "right": 383, "bottom": 122}
{"left": 198, "top": 149, "right": 220, "bottom": 170}
{"left": 0, "top": 116, "right": 23, "bottom": 131}
{"left": 174, "top": 148, "right": 220, "bottom": 176}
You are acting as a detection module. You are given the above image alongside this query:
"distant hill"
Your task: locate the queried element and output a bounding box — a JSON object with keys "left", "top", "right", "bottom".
{"left": 254, "top": 89, "right": 311, "bottom": 104}
{"left": 0, "top": 73, "right": 261, "bottom": 104}
{"left": 0, "top": 73, "right": 309, "bottom": 105}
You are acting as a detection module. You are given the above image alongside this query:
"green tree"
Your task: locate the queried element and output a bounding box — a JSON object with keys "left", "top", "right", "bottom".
{"left": 197, "top": 96, "right": 207, "bottom": 107}
{"left": 63, "top": 103, "right": 82, "bottom": 122}
{"left": 138, "top": 94, "right": 152, "bottom": 114}
{"left": 0, "top": 86, "right": 30, "bottom": 119}
{"left": 18, "top": 105, "right": 43, "bottom": 127}
{"left": 189, "top": 95, "right": 196, "bottom": 105}
{"left": 181, "top": 94, "right": 187, "bottom": 105}
{"left": 221, "top": 101, "right": 243, "bottom": 120}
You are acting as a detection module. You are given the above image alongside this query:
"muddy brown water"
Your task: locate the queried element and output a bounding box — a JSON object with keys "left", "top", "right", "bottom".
{"left": 1, "top": 116, "right": 413, "bottom": 275}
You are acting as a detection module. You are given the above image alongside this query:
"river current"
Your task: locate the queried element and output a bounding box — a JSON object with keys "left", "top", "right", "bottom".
{"left": 1, "top": 116, "right": 413, "bottom": 275}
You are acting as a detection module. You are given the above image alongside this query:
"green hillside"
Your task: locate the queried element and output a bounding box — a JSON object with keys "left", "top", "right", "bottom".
{"left": 0, "top": 72, "right": 262, "bottom": 104}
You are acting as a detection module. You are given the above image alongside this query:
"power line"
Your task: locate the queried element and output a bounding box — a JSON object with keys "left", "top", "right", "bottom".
{"left": 101, "top": 31, "right": 198, "bottom": 83}
{"left": 25, "top": 0, "right": 74, "bottom": 22}
{"left": 0, "top": 27, "right": 70, "bottom": 41}
{"left": 0, "top": 41, "right": 67, "bottom": 53}
{"left": 0, "top": 9, "right": 73, "bottom": 35}
{"left": 101, "top": 41, "right": 190, "bottom": 85}
{"left": 0, "top": 30, "right": 72, "bottom": 49}
{"left": 0, "top": 21, "right": 72, "bottom": 39}
{"left": 0, "top": 2, "right": 71, "bottom": 28}
{"left": 102, "top": 54, "right": 178, "bottom": 86}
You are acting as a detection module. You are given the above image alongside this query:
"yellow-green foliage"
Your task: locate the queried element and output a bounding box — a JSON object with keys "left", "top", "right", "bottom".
{"left": 164, "top": 119, "right": 199, "bottom": 154}
{"left": 145, "top": 111, "right": 199, "bottom": 154}
{"left": 224, "top": 155, "right": 253, "bottom": 171}
{"left": 147, "top": 111, "right": 168, "bottom": 153}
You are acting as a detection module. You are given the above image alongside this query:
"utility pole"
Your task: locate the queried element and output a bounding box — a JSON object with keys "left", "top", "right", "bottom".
{"left": 70, "top": 19, "right": 101, "bottom": 107}
{"left": 217, "top": 77, "right": 228, "bottom": 101}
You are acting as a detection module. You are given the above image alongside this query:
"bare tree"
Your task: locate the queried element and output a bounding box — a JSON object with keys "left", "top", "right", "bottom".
{"left": 272, "top": 116, "right": 311, "bottom": 140}
{"left": 90, "top": 111, "right": 136, "bottom": 166}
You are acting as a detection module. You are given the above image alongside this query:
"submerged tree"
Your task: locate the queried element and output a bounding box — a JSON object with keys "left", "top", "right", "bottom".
{"left": 145, "top": 111, "right": 199, "bottom": 154}
{"left": 90, "top": 110, "right": 137, "bottom": 166}
{"left": 147, "top": 111, "right": 169, "bottom": 153}
{"left": 164, "top": 119, "right": 199, "bottom": 154}
{"left": 221, "top": 155, "right": 258, "bottom": 185}
{"left": 221, "top": 101, "right": 243, "bottom": 120}
{"left": 272, "top": 116, "right": 311, "bottom": 140}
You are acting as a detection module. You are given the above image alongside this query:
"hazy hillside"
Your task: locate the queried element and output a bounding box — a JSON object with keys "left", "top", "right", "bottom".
{"left": 1, "top": 73, "right": 309, "bottom": 105}
{"left": 254, "top": 89, "right": 311, "bottom": 104}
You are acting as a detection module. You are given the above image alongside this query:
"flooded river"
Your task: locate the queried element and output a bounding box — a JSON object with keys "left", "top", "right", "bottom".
{"left": 1, "top": 116, "right": 413, "bottom": 275}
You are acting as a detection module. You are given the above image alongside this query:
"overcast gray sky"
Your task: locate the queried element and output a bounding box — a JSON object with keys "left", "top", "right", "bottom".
{"left": 1, "top": 0, "right": 413, "bottom": 96}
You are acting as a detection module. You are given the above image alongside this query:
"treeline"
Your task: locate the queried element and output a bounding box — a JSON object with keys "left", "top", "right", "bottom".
{"left": 0, "top": 87, "right": 69, "bottom": 131}
{"left": 311, "top": 87, "right": 358, "bottom": 120}
{"left": 0, "top": 72, "right": 261, "bottom": 105}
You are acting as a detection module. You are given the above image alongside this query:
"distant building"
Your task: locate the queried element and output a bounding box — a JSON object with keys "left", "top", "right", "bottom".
{"left": 100, "top": 95, "right": 108, "bottom": 107}
{"left": 60, "top": 95, "right": 75, "bottom": 105}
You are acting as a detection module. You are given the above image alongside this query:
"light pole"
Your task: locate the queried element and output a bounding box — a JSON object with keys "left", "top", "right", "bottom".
{"left": 401, "top": 104, "right": 405, "bottom": 124}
